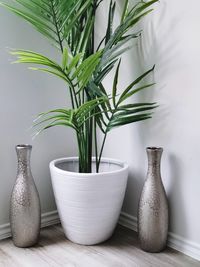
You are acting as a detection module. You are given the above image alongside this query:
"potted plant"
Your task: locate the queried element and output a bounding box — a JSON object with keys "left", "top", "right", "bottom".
{"left": 1, "top": 0, "right": 158, "bottom": 245}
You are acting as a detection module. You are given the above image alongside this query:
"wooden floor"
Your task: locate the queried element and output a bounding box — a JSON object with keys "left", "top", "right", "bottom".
{"left": 0, "top": 225, "right": 199, "bottom": 267}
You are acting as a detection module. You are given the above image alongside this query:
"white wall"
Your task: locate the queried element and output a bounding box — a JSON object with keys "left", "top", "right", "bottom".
{"left": 0, "top": 6, "right": 77, "bottom": 225}
{"left": 102, "top": 0, "right": 200, "bottom": 259}
{"left": 0, "top": 0, "right": 200, "bottom": 260}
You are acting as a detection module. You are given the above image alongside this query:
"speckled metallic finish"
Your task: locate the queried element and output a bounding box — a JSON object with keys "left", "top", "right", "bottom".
{"left": 138, "top": 147, "right": 168, "bottom": 252}
{"left": 10, "top": 145, "right": 41, "bottom": 247}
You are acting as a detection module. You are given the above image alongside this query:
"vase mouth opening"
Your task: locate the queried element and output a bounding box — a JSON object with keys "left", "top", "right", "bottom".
{"left": 147, "top": 146, "right": 163, "bottom": 151}
{"left": 16, "top": 144, "right": 32, "bottom": 149}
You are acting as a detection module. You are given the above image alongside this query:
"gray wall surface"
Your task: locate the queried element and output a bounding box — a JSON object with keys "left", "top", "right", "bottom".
{"left": 0, "top": 5, "right": 77, "bottom": 224}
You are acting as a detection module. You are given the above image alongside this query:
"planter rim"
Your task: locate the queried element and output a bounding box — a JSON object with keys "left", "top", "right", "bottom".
{"left": 49, "top": 157, "right": 128, "bottom": 177}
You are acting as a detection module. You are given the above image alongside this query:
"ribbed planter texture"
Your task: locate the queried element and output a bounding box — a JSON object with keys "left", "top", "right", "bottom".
{"left": 50, "top": 157, "right": 128, "bottom": 245}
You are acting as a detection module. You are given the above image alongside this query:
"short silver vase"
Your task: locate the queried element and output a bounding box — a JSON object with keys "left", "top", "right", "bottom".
{"left": 138, "top": 147, "right": 168, "bottom": 252}
{"left": 10, "top": 145, "right": 41, "bottom": 247}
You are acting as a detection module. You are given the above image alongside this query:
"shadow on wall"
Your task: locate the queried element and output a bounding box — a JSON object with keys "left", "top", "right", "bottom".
{"left": 122, "top": 168, "right": 145, "bottom": 215}
{"left": 168, "top": 154, "right": 187, "bottom": 237}
{"left": 136, "top": 0, "right": 182, "bottom": 148}
{"left": 138, "top": 0, "right": 181, "bottom": 73}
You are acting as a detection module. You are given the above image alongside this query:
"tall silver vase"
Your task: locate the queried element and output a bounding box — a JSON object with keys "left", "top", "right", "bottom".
{"left": 10, "top": 145, "right": 41, "bottom": 247}
{"left": 138, "top": 147, "right": 168, "bottom": 252}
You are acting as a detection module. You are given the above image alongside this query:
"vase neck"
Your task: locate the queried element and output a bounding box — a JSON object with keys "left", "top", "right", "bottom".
{"left": 146, "top": 147, "right": 163, "bottom": 177}
{"left": 16, "top": 145, "right": 32, "bottom": 175}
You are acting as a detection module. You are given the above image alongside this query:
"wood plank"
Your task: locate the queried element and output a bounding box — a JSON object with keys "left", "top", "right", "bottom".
{"left": 0, "top": 225, "right": 198, "bottom": 267}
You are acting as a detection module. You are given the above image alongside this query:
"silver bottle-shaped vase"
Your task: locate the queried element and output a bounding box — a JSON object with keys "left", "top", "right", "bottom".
{"left": 10, "top": 145, "right": 41, "bottom": 247}
{"left": 138, "top": 147, "right": 168, "bottom": 252}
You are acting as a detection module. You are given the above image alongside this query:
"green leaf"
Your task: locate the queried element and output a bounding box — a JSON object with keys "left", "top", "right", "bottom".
{"left": 75, "top": 97, "right": 107, "bottom": 127}
{"left": 63, "top": 0, "right": 93, "bottom": 39}
{"left": 10, "top": 49, "right": 76, "bottom": 90}
{"left": 33, "top": 108, "right": 79, "bottom": 134}
{"left": 114, "top": 105, "right": 157, "bottom": 117}
{"left": 118, "top": 65, "right": 155, "bottom": 103}
{"left": 59, "top": 0, "right": 83, "bottom": 31}
{"left": 95, "top": 59, "right": 118, "bottom": 84}
{"left": 119, "top": 83, "right": 155, "bottom": 104}
{"left": 112, "top": 59, "right": 121, "bottom": 107}
{"left": 42, "top": 121, "right": 78, "bottom": 131}
{"left": 101, "top": 46, "right": 130, "bottom": 70}
{"left": 105, "top": 0, "right": 116, "bottom": 44}
{"left": 87, "top": 81, "right": 104, "bottom": 97}
{"left": 121, "top": 0, "right": 129, "bottom": 23}
{"left": 62, "top": 47, "right": 69, "bottom": 70}
{"left": 68, "top": 53, "right": 84, "bottom": 72}
{"left": 73, "top": 51, "right": 103, "bottom": 92}
{"left": 33, "top": 114, "right": 70, "bottom": 128}
{"left": 107, "top": 113, "right": 152, "bottom": 131}
{"left": 11, "top": 50, "right": 61, "bottom": 69}
{"left": 0, "top": 3, "right": 56, "bottom": 41}
{"left": 133, "top": 0, "right": 158, "bottom": 17}
{"left": 30, "top": 67, "right": 69, "bottom": 83}
{"left": 36, "top": 108, "right": 72, "bottom": 118}
{"left": 98, "top": 83, "right": 111, "bottom": 119}
{"left": 117, "top": 102, "right": 157, "bottom": 110}
{"left": 75, "top": 8, "right": 95, "bottom": 54}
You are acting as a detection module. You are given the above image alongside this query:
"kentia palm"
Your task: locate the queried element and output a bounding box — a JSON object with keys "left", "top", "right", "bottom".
{"left": 2, "top": 0, "right": 158, "bottom": 173}
{"left": 2, "top": 0, "right": 158, "bottom": 245}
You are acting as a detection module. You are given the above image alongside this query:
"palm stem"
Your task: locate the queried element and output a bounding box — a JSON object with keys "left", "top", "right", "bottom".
{"left": 96, "top": 105, "right": 118, "bottom": 172}
{"left": 69, "top": 87, "right": 75, "bottom": 109}
{"left": 97, "top": 132, "right": 107, "bottom": 172}
{"left": 94, "top": 117, "right": 98, "bottom": 172}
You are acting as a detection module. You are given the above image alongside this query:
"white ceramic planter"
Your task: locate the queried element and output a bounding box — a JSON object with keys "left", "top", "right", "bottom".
{"left": 49, "top": 157, "right": 128, "bottom": 245}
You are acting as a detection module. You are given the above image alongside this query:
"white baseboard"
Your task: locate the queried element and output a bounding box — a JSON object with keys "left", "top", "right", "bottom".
{"left": 41, "top": 210, "right": 60, "bottom": 227}
{"left": 119, "top": 212, "right": 200, "bottom": 262}
{"left": 0, "top": 210, "right": 60, "bottom": 241}
{"left": 0, "top": 223, "right": 11, "bottom": 240}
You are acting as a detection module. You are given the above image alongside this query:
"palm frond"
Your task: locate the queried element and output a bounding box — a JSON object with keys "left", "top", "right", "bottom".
{"left": 100, "top": 62, "right": 157, "bottom": 133}
{"left": 118, "top": 65, "right": 155, "bottom": 104}
{"left": 33, "top": 97, "right": 108, "bottom": 136}
{"left": 11, "top": 48, "right": 103, "bottom": 96}
{"left": 107, "top": 113, "right": 153, "bottom": 131}
{"left": 1, "top": 0, "right": 94, "bottom": 51}
{"left": 93, "top": 0, "right": 158, "bottom": 95}
{"left": 74, "top": 97, "right": 107, "bottom": 127}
